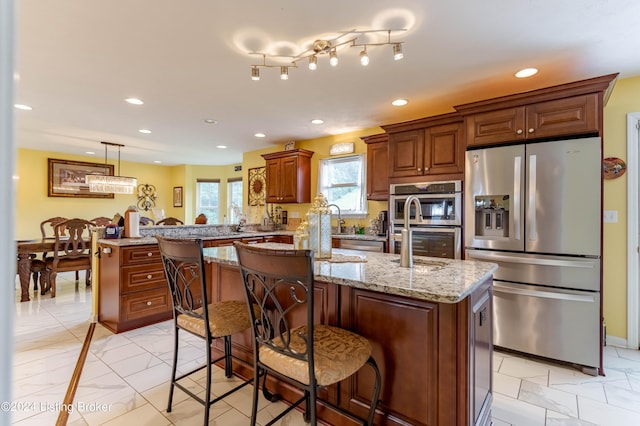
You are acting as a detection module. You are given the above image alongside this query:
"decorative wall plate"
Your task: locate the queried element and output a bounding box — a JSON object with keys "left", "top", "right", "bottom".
{"left": 603, "top": 157, "right": 626, "bottom": 179}
{"left": 248, "top": 166, "right": 266, "bottom": 206}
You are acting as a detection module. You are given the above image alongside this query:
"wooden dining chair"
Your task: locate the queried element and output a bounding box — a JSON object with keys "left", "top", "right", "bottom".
{"left": 90, "top": 216, "right": 112, "bottom": 226}
{"left": 156, "top": 217, "right": 184, "bottom": 226}
{"left": 234, "top": 242, "right": 382, "bottom": 426}
{"left": 45, "top": 218, "right": 93, "bottom": 297}
{"left": 139, "top": 216, "right": 155, "bottom": 226}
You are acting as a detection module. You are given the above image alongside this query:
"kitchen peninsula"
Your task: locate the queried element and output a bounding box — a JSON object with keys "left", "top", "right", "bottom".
{"left": 98, "top": 227, "right": 497, "bottom": 426}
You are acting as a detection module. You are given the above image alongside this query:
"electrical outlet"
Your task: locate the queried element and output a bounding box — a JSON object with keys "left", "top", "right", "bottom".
{"left": 603, "top": 210, "right": 618, "bottom": 223}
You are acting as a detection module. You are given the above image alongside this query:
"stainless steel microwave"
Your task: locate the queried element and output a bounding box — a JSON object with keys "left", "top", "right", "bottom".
{"left": 389, "top": 181, "right": 462, "bottom": 227}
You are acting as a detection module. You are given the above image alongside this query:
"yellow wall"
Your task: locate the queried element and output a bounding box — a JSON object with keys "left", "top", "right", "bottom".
{"left": 15, "top": 149, "right": 175, "bottom": 239}
{"left": 14, "top": 149, "right": 245, "bottom": 237}
{"left": 241, "top": 127, "right": 388, "bottom": 227}
{"left": 602, "top": 75, "right": 640, "bottom": 340}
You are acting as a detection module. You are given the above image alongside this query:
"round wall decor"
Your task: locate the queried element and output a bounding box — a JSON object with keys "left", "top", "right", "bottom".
{"left": 603, "top": 157, "right": 626, "bottom": 179}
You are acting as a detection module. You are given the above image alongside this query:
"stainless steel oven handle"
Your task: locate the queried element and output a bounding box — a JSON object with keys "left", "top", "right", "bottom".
{"left": 494, "top": 283, "right": 596, "bottom": 303}
{"left": 467, "top": 251, "right": 596, "bottom": 269}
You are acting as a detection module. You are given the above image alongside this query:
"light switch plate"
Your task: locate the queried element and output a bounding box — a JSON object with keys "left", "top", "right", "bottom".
{"left": 603, "top": 210, "right": 618, "bottom": 223}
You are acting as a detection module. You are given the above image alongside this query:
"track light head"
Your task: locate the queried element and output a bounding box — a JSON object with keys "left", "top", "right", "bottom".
{"left": 393, "top": 43, "right": 404, "bottom": 60}
{"left": 280, "top": 66, "right": 289, "bottom": 80}
{"left": 329, "top": 49, "right": 338, "bottom": 67}
{"left": 359, "top": 48, "right": 369, "bottom": 66}
{"left": 251, "top": 66, "right": 260, "bottom": 81}
{"left": 309, "top": 55, "right": 317, "bottom": 70}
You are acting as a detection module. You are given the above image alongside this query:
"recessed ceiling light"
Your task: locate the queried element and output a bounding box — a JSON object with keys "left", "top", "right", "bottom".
{"left": 515, "top": 68, "right": 538, "bottom": 78}
{"left": 392, "top": 99, "right": 408, "bottom": 106}
{"left": 311, "top": 119, "right": 324, "bottom": 124}
{"left": 216, "top": 145, "right": 228, "bottom": 149}
{"left": 255, "top": 133, "right": 266, "bottom": 138}
{"left": 86, "top": 151, "right": 95, "bottom": 155}
{"left": 139, "top": 129, "right": 152, "bottom": 134}
{"left": 14, "top": 104, "right": 32, "bottom": 110}
{"left": 153, "top": 160, "right": 162, "bottom": 164}
{"left": 125, "top": 98, "right": 144, "bottom": 105}
{"left": 203, "top": 119, "right": 217, "bottom": 124}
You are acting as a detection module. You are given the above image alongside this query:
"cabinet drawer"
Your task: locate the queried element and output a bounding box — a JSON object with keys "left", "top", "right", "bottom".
{"left": 122, "top": 245, "right": 161, "bottom": 265}
{"left": 122, "top": 287, "right": 172, "bottom": 322}
{"left": 121, "top": 264, "right": 167, "bottom": 293}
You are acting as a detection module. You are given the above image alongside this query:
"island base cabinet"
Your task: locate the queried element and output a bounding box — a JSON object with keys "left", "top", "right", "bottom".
{"left": 98, "top": 244, "right": 173, "bottom": 334}
{"left": 207, "top": 259, "right": 493, "bottom": 426}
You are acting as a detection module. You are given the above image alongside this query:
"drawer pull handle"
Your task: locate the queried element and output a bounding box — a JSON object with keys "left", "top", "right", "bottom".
{"left": 147, "top": 252, "right": 153, "bottom": 257}
{"left": 147, "top": 274, "right": 152, "bottom": 279}
{"left": 147, "top": 301, "right": 152, "bottom": 306}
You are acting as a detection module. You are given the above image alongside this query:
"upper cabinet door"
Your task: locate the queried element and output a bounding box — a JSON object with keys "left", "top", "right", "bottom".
{"left": 526, "top": 94, "right": 599, "bottom": 139}
{"left": 388, "top": 130, "right": 424, "bottom": 178}
{"left": 465, "top": 107, "right": 527, "bottom": 147}
{"left": 424, "top": 122, "right": 464, "bottom": 175}
{"left": 362, "top": 133, "right": 389, "bottom": 200}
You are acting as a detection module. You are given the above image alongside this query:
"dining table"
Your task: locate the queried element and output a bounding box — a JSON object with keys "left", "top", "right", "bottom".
{"left": 16, "top": 238, "right": 57, "bottom": 302}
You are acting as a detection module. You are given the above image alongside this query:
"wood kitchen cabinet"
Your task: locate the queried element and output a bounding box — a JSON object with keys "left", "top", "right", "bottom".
{"left": 261, "top": 148, "right": 314, "bottom": 203}
{"left": 98, "top": 244, "right": 173, "bottom": 333}
{"left": 361, "top": 133, "right": 389, "bottom": 200}
{"left": 455, "top": 74, "right": 618, "bottom": 147}
{"left": 463, "top": 94, "right": 599, "bottom": 146}
{"left": 383, "top": 112, "right": 464, "bottom": 179}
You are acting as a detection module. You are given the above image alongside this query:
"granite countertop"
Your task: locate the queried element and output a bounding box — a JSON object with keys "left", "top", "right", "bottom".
{"left": 204, "top": 243, "right": 497, "bottom": 304}
{"left": 98, "top": 228, "right": 387, "bottom": 246}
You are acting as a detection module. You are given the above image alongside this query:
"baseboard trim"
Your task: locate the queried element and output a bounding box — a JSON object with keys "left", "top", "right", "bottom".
{"left": 606, "top": 335, "right": 628, "bottom": 349}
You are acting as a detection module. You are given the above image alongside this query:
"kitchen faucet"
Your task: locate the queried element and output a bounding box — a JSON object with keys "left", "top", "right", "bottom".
{"left": 400, "top": 195, "right": 423, "bottom": 267}
{"left": 327, "top": 204, "right": 345, "bottom": 234}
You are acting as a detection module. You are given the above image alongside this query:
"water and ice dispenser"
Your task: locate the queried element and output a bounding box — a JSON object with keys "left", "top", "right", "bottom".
{"left": 473, "top": 195, "right": 510, "bottom": 238}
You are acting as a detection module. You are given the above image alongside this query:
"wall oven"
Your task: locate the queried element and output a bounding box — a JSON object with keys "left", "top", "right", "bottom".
{"left": 390, "top": 181, "right": 462, "bottom": 259}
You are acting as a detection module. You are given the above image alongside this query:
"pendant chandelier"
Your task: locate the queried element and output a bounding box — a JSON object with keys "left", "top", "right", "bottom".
{"left": 86, "top": 141, "right": 137, "bottom": 194}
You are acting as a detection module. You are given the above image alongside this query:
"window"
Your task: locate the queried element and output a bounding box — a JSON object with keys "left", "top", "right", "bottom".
{"left": 196, "top": 179, "right": 220, "bottom": 224}
{"left": 318, "top": 154, "right": 366, "bottom": 216}
{"left": 227, "top": 178, "right": 243, "bottom": 223}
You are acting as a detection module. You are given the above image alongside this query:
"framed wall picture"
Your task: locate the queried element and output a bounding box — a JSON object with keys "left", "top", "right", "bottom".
{"left": 173, "top": 186, "right": 183, "bottom": 207}
{"left": 48, "top": 158, "right": 115, "bottom": 198}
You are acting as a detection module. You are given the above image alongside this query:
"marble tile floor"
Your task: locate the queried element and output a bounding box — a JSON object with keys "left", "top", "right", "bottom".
{"left": 11, "top": 272, "right": 640, "bottom": 425}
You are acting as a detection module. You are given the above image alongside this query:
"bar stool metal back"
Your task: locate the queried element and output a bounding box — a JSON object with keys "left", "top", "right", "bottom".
{"left": 234, "top": 241, "right": 382, "bottom": 426}
{"left": 157, "top": 235, "right": 254, "bottom": 425}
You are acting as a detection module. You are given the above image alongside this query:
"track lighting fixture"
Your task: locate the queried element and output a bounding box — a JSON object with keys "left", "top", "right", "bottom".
{"left": 249, "top": 28, "right": 406, "bottom": 80}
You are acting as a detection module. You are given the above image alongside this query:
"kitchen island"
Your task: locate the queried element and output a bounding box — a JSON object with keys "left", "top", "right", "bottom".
{"left": 204, "top": 244, "right": 497, "bottom": 426}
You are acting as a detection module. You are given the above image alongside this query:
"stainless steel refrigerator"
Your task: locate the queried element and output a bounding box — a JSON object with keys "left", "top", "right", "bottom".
{"left": 465, "top": 136, "right": 602, "bottom": 375}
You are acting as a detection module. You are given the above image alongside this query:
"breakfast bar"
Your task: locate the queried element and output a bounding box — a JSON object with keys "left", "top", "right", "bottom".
{"left": 98, "top": 232, "right": 496, "bottom": 426}
{"left": 205, "top": 243, "right": 496, "bottom": 426}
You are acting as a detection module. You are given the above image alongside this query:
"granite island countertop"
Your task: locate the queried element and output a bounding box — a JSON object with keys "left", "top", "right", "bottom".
{"left": 204, "top": 243, "right": 497, "bottom": 304}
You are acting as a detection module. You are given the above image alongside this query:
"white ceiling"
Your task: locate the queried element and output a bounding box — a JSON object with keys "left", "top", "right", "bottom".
{"left": 14, "top": 0, "right": 640, "bottom": 166}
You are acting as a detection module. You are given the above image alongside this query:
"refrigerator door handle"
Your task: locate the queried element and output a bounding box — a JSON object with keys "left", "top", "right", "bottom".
{"left": 467, "top": 251, "right": 596, "bottom": 269}
{"left": 513, "top": 155, "right": 522, "bottom": 241}
{"left": 528, "top": 154, "right": 537, "bottom": 241}
{"left": 494, "top": 283, "right": 596, "bottom": 303}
